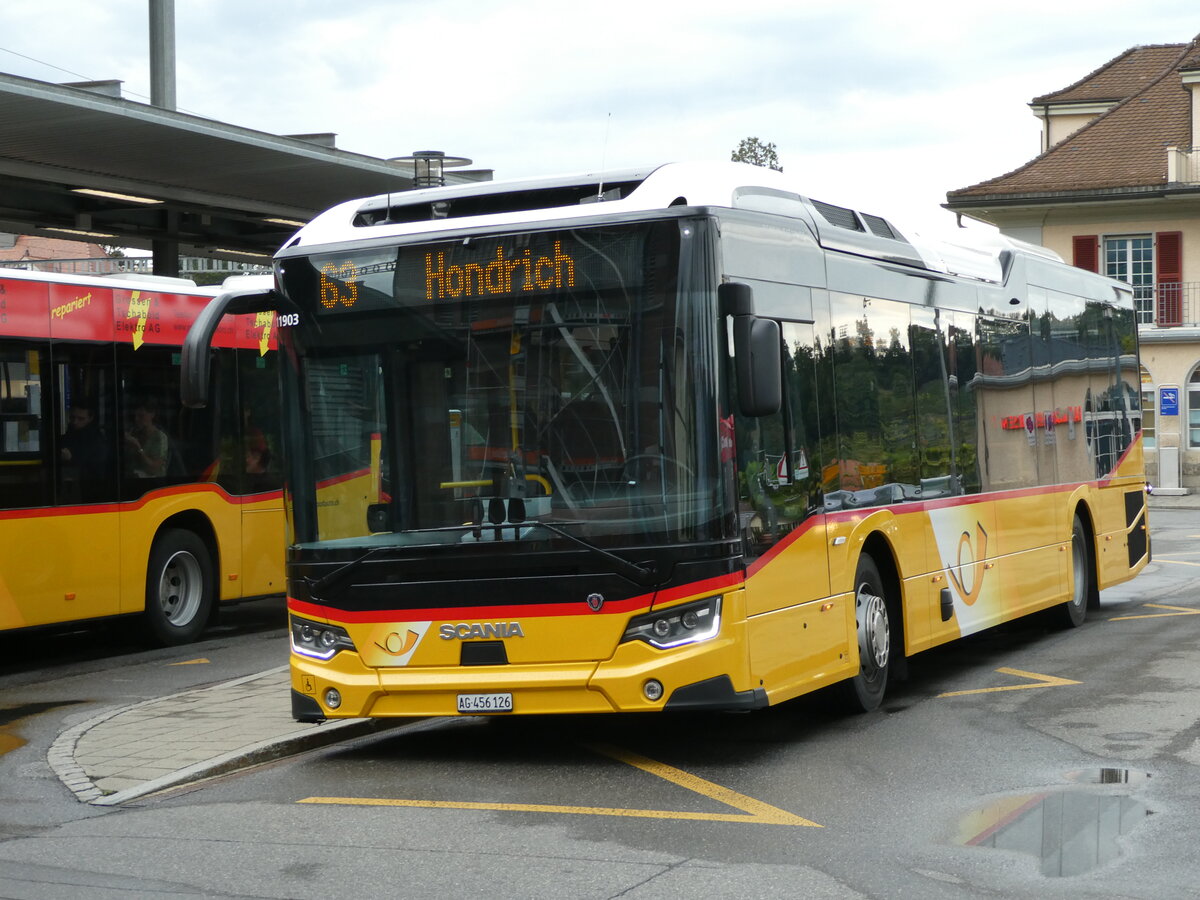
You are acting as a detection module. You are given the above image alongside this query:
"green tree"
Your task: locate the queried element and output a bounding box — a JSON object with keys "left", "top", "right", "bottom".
{"left": 731, "top": 137, "right": 783, "bottom": 172}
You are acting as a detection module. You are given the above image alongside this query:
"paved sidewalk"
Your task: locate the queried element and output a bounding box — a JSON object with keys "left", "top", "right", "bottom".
{"left": 47, "top": 666, "right": 387, "bottom": 807}
{"left": 1148, "top": 492, "right": 1200, "bottom": 510}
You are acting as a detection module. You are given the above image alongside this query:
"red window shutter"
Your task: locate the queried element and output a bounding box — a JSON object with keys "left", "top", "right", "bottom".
{"left": 1156, "top": 231, "right": 1183, "bottom": 326}
{"left": 1072, "top": 235, "right": 1099, "bottom": 272}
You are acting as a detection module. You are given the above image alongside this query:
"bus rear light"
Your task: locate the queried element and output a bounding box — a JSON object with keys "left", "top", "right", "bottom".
{"left": 621, "top": 596, "right": 722, "bottom": 649}
{"left": 290, "top": 615, "right": 356, "bottom": 660}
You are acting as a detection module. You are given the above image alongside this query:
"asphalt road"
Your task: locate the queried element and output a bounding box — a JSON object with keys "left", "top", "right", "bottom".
{"left": 1, "top": 509, "right": 1198, "bottom": 898}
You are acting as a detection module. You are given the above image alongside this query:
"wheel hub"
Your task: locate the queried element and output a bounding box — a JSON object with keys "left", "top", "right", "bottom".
{"left": 159, "top": 550, "right": 203, "bottom": 626}
{"left": 857, "top": 587, "right": 889, "bottom": 672}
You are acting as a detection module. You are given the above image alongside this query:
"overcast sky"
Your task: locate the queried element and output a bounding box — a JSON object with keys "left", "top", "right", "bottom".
{"left": 0, "top": 1, "right": 1196, "bottom": 237}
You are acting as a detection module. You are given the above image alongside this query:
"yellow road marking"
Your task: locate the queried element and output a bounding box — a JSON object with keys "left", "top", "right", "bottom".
{"left": 168, "top": 658, "right": 210, "bottom": 666}
{"left": 939, "top": 667, "right": 1079, "bottom": 698}
{"left": 585, "top": 743, "right": 816, "bottom": 825}
{"left": 1111, "top": 603, "right": 1200, "bottom": 621}
{"left": 1152, "top": 559, "right": 1200, "bottom": 568}
{"left": 300, "top": 742, "right": 819, "bottom": 827}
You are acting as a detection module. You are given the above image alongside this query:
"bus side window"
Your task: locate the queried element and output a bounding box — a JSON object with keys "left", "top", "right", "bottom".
{"left": 827, "top": 293, "right": 918, "bottom": 507}
{"left": 116, "top": 344, "right": 185, "bottom": 494}
{"left": 237, "top": 348, "right": 282, "bottom": 494}
{"left": 0, "top": 343, "right": 52, "bottom": 509}
{"left": 53, "top": 344, "right": 119, "bottom": 504}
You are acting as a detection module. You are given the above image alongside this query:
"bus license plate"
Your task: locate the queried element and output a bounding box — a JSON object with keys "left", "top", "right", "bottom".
{"left": 457, "top": 692, "right": 513, "bottom": 713}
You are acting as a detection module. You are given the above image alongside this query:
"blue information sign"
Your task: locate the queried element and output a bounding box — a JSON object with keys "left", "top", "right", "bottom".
{"left": 1160, "top": 386, "right": 1179, "bottom": 416}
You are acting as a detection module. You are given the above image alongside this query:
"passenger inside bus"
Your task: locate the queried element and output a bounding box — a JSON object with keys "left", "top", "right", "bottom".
{"left": 58, "top": 401, "right": 113, "bottom": 500}
{"left": 124, "top": 399, "right": 169, "bottom": 477}
{"left": 244, "top": 440, "right": 275, "bottom": 493}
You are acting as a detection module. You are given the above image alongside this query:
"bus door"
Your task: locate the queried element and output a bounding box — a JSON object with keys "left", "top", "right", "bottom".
{"left": 234, "top": 348, "right": 285, "bottom": 596}
{"left": 50, "top": 341, "right": 122, "bottom": 621}
{"left": 736, "top": 320, "right": 841, "bottom": 695}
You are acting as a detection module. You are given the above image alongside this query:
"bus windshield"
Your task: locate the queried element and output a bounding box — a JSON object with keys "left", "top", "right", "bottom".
{"left": 278, "top": 219, "right": 725, "bottom": 551}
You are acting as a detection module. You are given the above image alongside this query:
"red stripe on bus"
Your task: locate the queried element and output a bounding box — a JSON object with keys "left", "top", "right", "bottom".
{"left": 288, "top": 594, "right": 650, "bottom": 623}
{"left": 316, "top": 469, "right": 370, "bottom": 489}
{"left": 287, "top": 570, "right": 745, "bottom": 624}
{"left": 0, "top": 482, "right": 278, "bottom": 519}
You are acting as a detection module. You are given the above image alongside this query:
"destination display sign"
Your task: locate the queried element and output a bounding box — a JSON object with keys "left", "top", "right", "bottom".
{"left": 304, "top": 227, "right": 653, "bottom": 316}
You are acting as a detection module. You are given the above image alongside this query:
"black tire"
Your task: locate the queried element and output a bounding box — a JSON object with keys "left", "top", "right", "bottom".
{"left": 1052, "top": 515, "right": 1091, "bottom": 629}
{"left": 840, "top": 554, "right": 891, "bottom": 713}
{"left": 143, "top": 528, "right": 214, "bottom": 646}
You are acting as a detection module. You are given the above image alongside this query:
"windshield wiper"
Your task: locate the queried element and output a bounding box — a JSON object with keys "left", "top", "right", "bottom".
{"left": 304, "top": 545, "right": 403, "bottom": 601}
{"left": 304, "top": 517, "right": 662, "bottom": 601}
{"left": 516, "top": 520, "right": 660, "bottom": 587}
{"left": 482, "top": 492, "right": 660, "bottom": 586}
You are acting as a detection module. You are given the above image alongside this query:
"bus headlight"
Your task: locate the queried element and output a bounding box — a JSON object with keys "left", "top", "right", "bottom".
{"left": 621, "top": 597, "right": 721, "bottom": 649}
{"left": 290, "top": 616, "right": 356, "bottom": 660}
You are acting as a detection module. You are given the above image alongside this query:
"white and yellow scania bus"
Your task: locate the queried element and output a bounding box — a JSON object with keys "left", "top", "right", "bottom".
{"left": 1, "top": 268, "right": 284, "bottom": 645}
{"left": 182, "top": 162, "right": 1148, "bottom": 719}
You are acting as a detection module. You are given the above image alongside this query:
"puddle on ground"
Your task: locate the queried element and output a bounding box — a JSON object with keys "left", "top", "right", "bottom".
{"left": 0, "top": 701, "right": 84, "bottom": 758}
{"left": 957, "top": 770, "right": 1151, "bottom": 877}
{"left": 1065, "top": 767, "right": 1150, "bottom": 786}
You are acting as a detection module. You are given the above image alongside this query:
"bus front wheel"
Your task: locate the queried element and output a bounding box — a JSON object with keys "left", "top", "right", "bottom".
{"left": 840, "top": 554, "right": 891, "bottom": 713}
{"left": 143, "top": 528, "right": 214, "bottom": 646}
{"left": 1052, "top": 515, "right": 1091, "bottom": 629}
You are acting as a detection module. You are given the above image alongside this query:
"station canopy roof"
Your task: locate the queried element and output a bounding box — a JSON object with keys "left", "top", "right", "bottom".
{"left": 0, "top": 73, "right": 489, "bottom": 263}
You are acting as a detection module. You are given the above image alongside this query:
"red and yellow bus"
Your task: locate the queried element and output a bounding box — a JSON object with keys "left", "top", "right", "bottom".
{"left": 1, "top": 268, "right": 284, "bottom": 644}
{"left": 183, "top": 162, "right": 1149, "bottom": 718}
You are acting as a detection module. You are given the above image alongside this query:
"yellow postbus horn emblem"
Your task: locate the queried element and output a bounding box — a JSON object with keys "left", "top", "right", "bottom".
{"left": 947, "top": 523, "right": 988, "bottom": 606}
{"left": 375, "top": 629, "right": 420, "bottom": 655}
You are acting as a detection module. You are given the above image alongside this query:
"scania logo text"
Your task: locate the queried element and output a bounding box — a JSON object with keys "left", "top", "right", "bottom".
{"left": 439, "top": 622, "right": 525, "bottom": 640}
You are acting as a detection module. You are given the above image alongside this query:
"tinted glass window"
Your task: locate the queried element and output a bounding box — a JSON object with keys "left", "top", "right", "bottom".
{"left": 0, "top": 343, "right": 51, "bottom": 509}
{"left": 826, "top": 293, "right": 917, "bottom": 509}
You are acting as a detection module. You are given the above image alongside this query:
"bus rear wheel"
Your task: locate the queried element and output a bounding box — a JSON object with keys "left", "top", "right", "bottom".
{"left": 840, "top": 554, "right": 891, "bottom": 713}
{"left": 143, "top": 528, "right": 214, "bottom": 646}
{"left": 1052, "top": 515, "right": 1091, "bottom": 629}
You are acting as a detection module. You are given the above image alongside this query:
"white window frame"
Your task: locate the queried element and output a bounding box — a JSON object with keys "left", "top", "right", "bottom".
{"left": 1104, "top": 234, "right": 1154, "bottom": 324}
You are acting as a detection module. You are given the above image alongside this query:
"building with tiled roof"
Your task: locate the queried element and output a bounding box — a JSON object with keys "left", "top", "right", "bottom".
{"left": 0, "top": 233, "right": 110, "bottom": 266}
{"left": 945, "top": 34, "right": 1200, "bottom": 492}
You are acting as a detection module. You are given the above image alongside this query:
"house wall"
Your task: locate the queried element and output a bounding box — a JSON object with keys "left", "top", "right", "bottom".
{"left": 1045, "top": 112, "right": 1098, "bottom": 149}
{"left": 1187, "top": 77, "right": 1200, "bottom": 143}
{"left": 1136, "top": 340, "right": 1200, "bottom": 487}
{"left": 1039, "top": 216, "right": 1200, "bottom": 284}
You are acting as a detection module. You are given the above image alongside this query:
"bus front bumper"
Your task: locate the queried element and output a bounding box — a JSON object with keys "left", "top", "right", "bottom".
{"left": 290, "top": 631, "right": 762, "bottom": 720}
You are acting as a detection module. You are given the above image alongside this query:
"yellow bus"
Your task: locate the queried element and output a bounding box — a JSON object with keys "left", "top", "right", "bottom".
{"left": 182, "top": 162, "right": 1149, "bottom": 719}
{"left": 1, "top": 268, "right": 284, "bottom": 644}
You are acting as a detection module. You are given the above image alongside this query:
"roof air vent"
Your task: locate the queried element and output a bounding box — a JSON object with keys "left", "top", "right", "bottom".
{"left": 811, "top": 199, "right": 864, "bottom": 232}
{"left": 861, "top": 213, "right": 900, "bottom": 240}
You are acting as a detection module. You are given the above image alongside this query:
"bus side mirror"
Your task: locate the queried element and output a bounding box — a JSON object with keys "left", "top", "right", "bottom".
{"left": 720, "top": 283, "right": 781, "bottom": 417}
{"left": 181, "top": 285, "right": 281, "bottom": 408}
